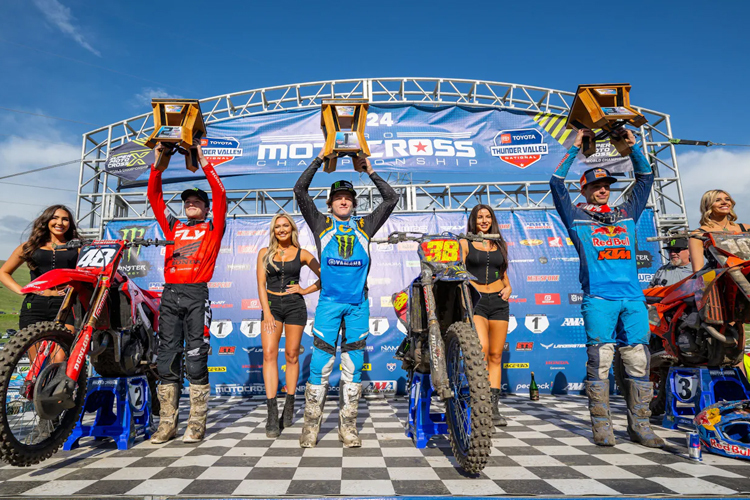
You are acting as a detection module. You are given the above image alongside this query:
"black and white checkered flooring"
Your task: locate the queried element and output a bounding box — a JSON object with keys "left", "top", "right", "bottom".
{"left": 2, "top": 394, "right": 750, "bottom": 498}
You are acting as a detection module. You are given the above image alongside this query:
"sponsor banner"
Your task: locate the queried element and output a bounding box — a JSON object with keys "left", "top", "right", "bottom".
{"left": 104, "top": 207, "right": 660, "bottom": 395}
{"left": 108, "top": 104, "right": 635, "bottom": 185}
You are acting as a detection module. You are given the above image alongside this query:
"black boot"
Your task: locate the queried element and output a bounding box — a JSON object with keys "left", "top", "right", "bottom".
{"left": 491, "top": 388, "right": 507, "bottom": 427}
{"left": 266, "top": 397, "right": 280, "bottom": 438}
{"left": 281, "top": 393, "right": 296, "bottom": 429}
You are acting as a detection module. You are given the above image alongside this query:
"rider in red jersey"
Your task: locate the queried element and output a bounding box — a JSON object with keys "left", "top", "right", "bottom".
{"left": 147, "top": 142, "right": 227, "bottom": 445}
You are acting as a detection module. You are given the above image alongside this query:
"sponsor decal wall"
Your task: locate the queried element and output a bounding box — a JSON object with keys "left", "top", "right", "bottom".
{"left": 105, "top": 208, "right": 660, "bottom": 396}
{"left": 105, "top": 104, "right": 633, "bottom": 183}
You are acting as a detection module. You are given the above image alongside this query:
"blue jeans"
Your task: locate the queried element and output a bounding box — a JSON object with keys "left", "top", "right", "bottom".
{"left": 308, "top": 298, "right": 369, "bottom": 385}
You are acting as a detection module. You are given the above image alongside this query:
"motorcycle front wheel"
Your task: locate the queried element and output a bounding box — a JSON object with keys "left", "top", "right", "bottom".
{"left": 0, "top": 321, "right": 87, "bottom": 466}
{"left": 444, "top": 322, "right": 492, "bottom": 474}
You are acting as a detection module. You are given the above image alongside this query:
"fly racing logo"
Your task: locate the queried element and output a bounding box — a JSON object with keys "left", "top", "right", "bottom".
{"left": 561, "top": 317, "right": 585, "bottom": 326}
{"left": 176, "top": 229, "right": 206, "bottom": 241}
{"left": 335, "top": 234, "right": 355, "bottom": 258}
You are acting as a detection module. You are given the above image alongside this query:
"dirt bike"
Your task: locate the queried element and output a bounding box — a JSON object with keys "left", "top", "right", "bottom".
{"left": 0, "top": 238, "right": 171, "bottom": 466}
{"left": 372, "top": 231, "right": 494, "bottom": 474}
{"left": 620, "top": 231, "right": 750, "bottom": 415}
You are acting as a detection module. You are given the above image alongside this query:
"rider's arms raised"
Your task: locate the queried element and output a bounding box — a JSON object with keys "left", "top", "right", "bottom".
{"left": 198, "top": 145, "right": 227, "bottom": 233}
{"left": 293, "top": 154, "right": 328, "bottom": 231}
{"left": 147, "top": 143, "right": 177, "bottom": 239}
{"left": 354, "top": 157, "right": 399, "bottom": 237}
{"left": 616, "top": 130, "right": 654, "bottom": 224}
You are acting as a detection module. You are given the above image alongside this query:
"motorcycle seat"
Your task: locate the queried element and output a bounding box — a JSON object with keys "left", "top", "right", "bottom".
{"left": 646, "top": 295, "right": 663, "bottom": 305}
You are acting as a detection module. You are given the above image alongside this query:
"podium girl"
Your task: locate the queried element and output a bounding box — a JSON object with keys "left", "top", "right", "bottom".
{"left": 460, "top": 204, "right": 511, "bottom": 428}
{"left": 257, "top": 214, "right": 321, "bottom": 438}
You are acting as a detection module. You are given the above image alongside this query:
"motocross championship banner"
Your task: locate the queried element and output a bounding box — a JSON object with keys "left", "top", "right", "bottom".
{"left": 105, "top": 104, "right": 633, "bottom": 184}
{"left": 105, "top": 208, "right": 661, "bottom": 397}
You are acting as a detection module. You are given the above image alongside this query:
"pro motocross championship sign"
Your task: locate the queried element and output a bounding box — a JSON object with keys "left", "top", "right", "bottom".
{"left": 105, "top": 104, "right": 634, "bottom": 183}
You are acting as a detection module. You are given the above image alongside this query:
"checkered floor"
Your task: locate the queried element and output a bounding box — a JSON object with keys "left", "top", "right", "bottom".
{"left": 2, "top": 394, "right": 750, "bottom": 498}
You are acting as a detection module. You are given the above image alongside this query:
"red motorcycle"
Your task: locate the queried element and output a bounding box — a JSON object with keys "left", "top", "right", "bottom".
{"left": 635, "top": 231, "right": 750, "bottom": 415}
{"left": 0, "top": 238, "right": 170, "bottom": 466}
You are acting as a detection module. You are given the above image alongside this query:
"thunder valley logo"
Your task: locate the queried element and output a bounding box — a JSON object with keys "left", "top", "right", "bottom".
{"left": 491, "top": 129, "right": 548, "bottom": 168}
{"left": 201, "top": 137, "right": 243, "bottom": 167}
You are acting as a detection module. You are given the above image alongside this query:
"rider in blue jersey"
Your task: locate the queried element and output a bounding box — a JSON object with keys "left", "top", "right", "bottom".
{"left": 551, "top": 128, "right": 664, "bottom": 449}
{"left": 294, "top": 152, "right": 398, "bottom": 448}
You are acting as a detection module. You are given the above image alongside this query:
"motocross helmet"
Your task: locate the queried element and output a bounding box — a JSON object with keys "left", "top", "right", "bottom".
{"left": 694, "top": 400, "right": 750, "bottom": 460}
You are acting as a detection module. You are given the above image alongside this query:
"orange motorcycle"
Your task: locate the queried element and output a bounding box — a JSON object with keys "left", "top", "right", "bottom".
{"left": 638, "top": 231, "right": 750, "bottom": 415}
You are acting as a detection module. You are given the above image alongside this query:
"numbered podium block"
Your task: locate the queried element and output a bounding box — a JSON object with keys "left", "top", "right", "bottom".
{"left": 406, "top": 372, "right": 448, "bottom": 448}
{"left": 64, "top": 376, "right": 153, "bottom": 451}
{"left": 663, "top": 366, "right": 750, "bottom": 430}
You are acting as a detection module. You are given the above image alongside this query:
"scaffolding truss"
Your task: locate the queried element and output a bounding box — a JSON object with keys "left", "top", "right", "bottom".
{"left": 77, "top": 78, "right": 688, "bottom": 236}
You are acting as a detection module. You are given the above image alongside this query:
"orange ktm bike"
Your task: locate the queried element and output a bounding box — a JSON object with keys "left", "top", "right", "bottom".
{"left": 632, "top": 231, "right": 750, "bottom": 415}
{"left": 0, "top": 238, "right": 171, "bottom": 466}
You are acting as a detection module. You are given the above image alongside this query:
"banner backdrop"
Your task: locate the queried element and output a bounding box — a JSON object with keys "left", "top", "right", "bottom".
{"left": 105, "top": 208, "right": 661, "bottom": 397}
{"left": 105, "top": 105, "right": 633, "bottom": 183}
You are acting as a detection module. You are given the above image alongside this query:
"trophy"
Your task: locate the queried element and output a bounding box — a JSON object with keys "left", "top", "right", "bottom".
{"left": 145, "top": 99, "right": 206, "bottom": 171}
{"left": 565, "top": 84, "right": 647, "bottom": 157}
{"left": 320, "top": 99, "right": 370, "bottom": 173}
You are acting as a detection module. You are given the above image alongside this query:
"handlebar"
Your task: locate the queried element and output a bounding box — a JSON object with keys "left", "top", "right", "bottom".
{"left": 54, "top": 238, "right": 174, "bottom": 249}
{"left": 371, "top": 231, "right": 501, "bottom": 244}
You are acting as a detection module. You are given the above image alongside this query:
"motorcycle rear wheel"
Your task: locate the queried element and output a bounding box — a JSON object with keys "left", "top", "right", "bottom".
{"left": 444, "top": 322, "right": 492, "bottom": 474}
{"left": 0, "top": 321, "right": 87, "bottom": 466}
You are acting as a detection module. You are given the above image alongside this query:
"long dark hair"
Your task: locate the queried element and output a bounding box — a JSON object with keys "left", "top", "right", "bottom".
{"left": 21, "top": 205, "right": 79, "bottom": 269}
{"left": 467, "top": 204, "right": 508, "bottom": 276}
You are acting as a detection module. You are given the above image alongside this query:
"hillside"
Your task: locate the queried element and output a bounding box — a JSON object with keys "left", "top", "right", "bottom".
{"left": 0, "top": 260, "right": 30, "bottom": 332}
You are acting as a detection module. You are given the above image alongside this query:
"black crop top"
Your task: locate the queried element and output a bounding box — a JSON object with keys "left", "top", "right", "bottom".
{"left": 28, "top": 248, "right": 79, "bottom": 281}
{"left": 265, "top": 248, "right": 302, "bottom": 293}
{"left": 465, "top": 242, "right": 505, "bottom": 285}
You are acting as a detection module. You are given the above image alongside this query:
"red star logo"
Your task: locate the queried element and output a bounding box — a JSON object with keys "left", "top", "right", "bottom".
{"left": 414, "top": 142, "right": 427, "bottom": 153}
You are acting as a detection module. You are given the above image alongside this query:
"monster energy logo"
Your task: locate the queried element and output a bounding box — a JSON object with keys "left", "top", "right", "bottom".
{"left": 119, "top": 227, "right": 146, "bottom": 259}
{"left": 335, "top": 234, "right": 356, "bottom": 259}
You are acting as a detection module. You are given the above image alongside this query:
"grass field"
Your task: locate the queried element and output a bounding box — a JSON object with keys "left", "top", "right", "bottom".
{"left": 0, "top": 260, "right": 30, "bottom": 332}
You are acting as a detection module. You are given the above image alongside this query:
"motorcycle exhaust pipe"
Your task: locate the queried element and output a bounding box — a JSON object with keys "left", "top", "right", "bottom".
{"left": 704, "top": 324, "right": 737, "bottom": 346}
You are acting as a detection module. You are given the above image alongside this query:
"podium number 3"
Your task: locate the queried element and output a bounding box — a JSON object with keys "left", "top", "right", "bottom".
{"left": 676, "top": 375, "right": 696, "bottom": 400}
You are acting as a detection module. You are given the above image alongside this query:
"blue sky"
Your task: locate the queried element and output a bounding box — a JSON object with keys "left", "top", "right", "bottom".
{"left": 1, "top": 0, "right": 749, "bottom": 256}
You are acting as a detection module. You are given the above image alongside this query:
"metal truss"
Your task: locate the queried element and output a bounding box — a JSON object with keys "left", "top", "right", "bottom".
{"left": 78, "top": 78, "right": 688, "bottom": 237}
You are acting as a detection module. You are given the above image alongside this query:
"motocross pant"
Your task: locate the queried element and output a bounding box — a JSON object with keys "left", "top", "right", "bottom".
{"left": 582, "top": 295, "right": 650, "bottom": 383}
{"left": 157, "top": 283, "right": 211, "bottom": 385}
{"left": 308, "top": 298, "right": 369, "bottom": 386}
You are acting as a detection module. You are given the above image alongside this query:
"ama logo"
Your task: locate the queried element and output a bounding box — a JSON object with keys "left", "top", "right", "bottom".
{"left": 491, "top": 129, "right": 548, "bottom": 168}
{"left": 201, "top": 137, "right": 243, "bottom": 167}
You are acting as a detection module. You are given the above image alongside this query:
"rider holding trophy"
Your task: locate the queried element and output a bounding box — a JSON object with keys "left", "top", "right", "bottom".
{"left": 293, "top": 138, "right": 398, "bottom": 448}
{"left": 550, "top": 127, "right": 664, "bottom": 449}
{"left": 147, "top": 141, "right": 227, "bottom": 444}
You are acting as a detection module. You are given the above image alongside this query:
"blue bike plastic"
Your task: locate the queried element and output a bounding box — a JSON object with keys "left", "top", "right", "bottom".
{"left": 406, "top": 372, "right": 448, "bottom": 447}
{"left": 663, "top": 366, "right": 750, "bottom": 430}
{"left": 64, "top": 376, "right": 153, "bottom": 451}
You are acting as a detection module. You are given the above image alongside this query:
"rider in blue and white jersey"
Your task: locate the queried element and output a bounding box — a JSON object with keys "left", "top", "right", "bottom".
{"left": 551, "top": 128, "right": 664, "bottom": 449}
{"left": 294, "top": 152, "right": 398, "bottom": 448}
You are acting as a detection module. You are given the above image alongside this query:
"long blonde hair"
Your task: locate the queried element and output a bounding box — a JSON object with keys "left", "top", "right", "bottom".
{"left": 263, "top": 214, "right": 300, "bottom": 271}
{"left": 699, "top": 190, "right": 738, "bottom": 227}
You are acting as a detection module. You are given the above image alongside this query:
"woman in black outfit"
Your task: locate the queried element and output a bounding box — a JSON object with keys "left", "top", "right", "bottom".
{"left": 460, "top": 204, "right": 512, "bottom": 427}
{"left": 256, "top": 214, "right": 321, "bottom": 437}
{"left": 0, "top": 205, "right": 80, "bottom": 338}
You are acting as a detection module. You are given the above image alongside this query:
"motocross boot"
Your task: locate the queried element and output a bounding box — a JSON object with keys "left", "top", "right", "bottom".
{"left": 585, "top": 380, "right": 616, "bottom": 446}
{"left": 338, "top": 382, "right": 362, "bottom": 448}
{"left": 151, "top": 383, "right": 180, "bottom": 444}
{"left": 625, "top": 379, "right": 665, "bottom": 448}
{"left": 299, "top": 383, "right": 327, "bottom": 448}
{"left": 265, "top": 397, "right": 280, "bottom": 438}
{"left": 183, "top": 383, "right": 210, "bottom": 443}
{"left": 490, "top": 388, "right": 507, "bottom": 428}
{"left": 281, "top": 393, "right": 296, "bottom": 429}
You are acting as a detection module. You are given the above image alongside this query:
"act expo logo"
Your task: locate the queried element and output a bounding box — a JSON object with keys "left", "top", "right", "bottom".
{"left": 491, "top": 129, "right": 548, "bottom": 168}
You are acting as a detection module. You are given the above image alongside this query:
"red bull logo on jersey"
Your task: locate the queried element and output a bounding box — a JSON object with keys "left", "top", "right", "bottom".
{"left": 592, "top": 225, "right": 630, "bottom": 247}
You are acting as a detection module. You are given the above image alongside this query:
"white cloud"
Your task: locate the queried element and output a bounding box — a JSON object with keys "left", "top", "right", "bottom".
{"left": 131, "top": 88, "right": 184, "bottom": 108}
{"left": 0, "top": 113, "right": 79, "bottom": 258}
{"left": 32, "top": 0, "right": 100, "bottom": 57}
{"left": 678, "top": 148, "right": 750, "bottom": 228}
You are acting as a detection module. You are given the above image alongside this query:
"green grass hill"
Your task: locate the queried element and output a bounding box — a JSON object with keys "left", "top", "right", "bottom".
{"left": 0, "top": 260, "right": 30, "bottom": 332}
